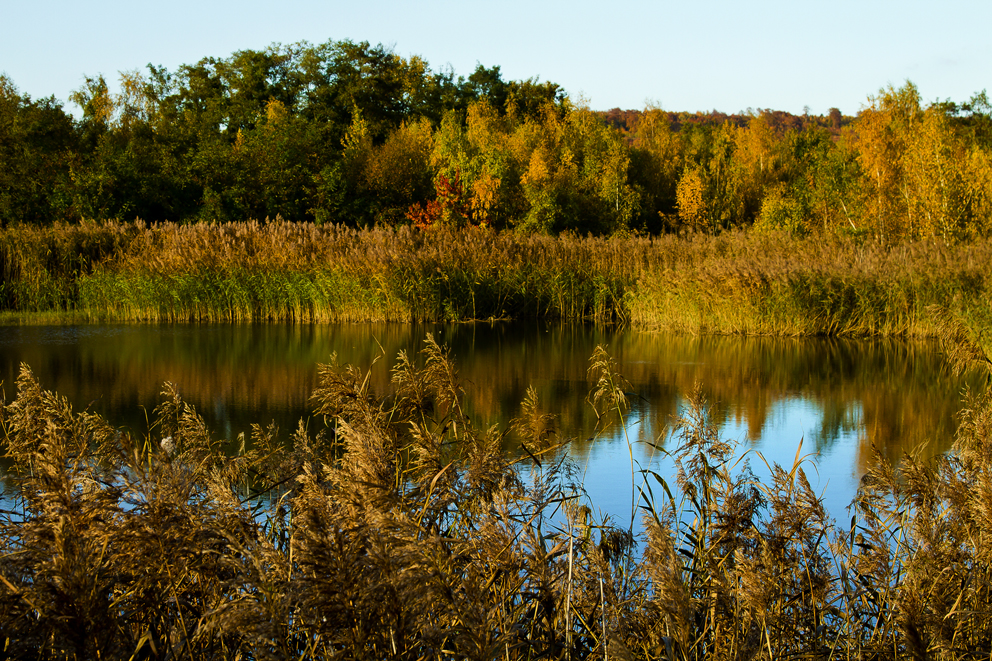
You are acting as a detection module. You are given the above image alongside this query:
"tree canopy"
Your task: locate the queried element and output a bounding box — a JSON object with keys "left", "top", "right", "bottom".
{"left": 1, "top": 42, "right": 990, "bottom": 242}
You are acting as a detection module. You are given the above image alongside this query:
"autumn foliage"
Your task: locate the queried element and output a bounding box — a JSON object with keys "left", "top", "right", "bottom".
{"left": 405, "top": 172, "right": 471, "bottom": 229}
{"left": 1, "top": 41, "right": 990, "bottom": 243}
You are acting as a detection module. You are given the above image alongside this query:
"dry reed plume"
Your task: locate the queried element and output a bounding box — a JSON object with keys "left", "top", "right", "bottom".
{"left": 0, "top": 332, "right": 990, "bottom": 659}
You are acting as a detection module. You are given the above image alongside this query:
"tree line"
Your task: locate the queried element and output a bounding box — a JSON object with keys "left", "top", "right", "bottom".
{"left": 2, "top": 39, "right": 991, "bottom": 240}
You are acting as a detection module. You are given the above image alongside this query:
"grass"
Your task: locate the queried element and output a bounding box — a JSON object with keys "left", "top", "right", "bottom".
{"left": 3, "top": 220, "right": 992, "bottom": 338}
{"left": 0, "top": 330, "right": 990, "bottom": 659}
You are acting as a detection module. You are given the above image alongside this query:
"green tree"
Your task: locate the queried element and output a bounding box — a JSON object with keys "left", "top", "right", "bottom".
{"left": 362, "top": 117, "right": 434, "bottom": 224}
{"left": 629, "top": 107, "right": 684, "bottom": 231}
{"left": 297, "top": 40, "right": 410, "bottom": 144}
{"left": 67, "top": 71, "right": 189, "bottom": 221}
{"left": 0, "top": 76, "right": 78, "bottom": 223}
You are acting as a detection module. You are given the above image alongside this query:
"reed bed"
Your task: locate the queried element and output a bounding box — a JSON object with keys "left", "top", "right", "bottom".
{"left": 628, "top": 230, "right": 992, "bottom": 338}
{"left": 68, "top": 220, "right": 633, "bottom": 323}
{"left": 1, "top": 220, "right": 991, "bottom": 337}
{"left": 1, "top": 333, "right": 991, "bottom": 659}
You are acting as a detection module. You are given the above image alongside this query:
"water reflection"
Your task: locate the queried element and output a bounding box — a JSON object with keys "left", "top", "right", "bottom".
{"left": 0, "top": 322, "right": 976, "bottom": 522}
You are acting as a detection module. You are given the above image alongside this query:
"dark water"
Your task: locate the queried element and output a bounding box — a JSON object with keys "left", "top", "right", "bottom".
{"left": 0, "top": 322, "right": 976, "bottom": 524}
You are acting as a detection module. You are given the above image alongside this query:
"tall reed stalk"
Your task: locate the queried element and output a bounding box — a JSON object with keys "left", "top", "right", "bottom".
{"left": 0, "top": 331, "right": 989, "bottom": 658}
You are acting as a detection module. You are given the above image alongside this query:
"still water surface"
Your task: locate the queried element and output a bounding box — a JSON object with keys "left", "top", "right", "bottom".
{"left": 0, "top": 322, "right": 975, "bottom": 525}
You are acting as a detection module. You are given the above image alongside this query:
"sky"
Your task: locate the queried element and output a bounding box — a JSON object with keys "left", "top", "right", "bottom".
{"left": 1, "top": 0, "right": 989, "bottom": 117}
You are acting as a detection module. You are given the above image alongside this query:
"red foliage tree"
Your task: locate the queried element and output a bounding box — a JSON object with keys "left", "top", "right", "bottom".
{"left": 406, "top": 171, "right": 472, "bottom": 229}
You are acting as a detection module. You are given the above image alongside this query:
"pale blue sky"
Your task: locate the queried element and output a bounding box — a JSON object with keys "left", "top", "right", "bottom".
{"left": 1, "top": 0, "right": 988, "bottom": 116}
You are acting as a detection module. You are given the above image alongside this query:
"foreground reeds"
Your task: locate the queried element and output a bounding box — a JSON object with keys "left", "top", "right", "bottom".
{"left": 2, "top": 220, "right": 992, "bottom": 336}
{"left": 1, "top": 334, "right": 991, "bottom": 659}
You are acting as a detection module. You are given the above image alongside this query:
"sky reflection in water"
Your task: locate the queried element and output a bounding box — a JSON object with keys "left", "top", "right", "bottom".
{"left": 0, "top": 322, "right": 976, "bottom": 526}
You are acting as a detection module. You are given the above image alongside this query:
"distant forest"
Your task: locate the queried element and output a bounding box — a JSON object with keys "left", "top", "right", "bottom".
{"left": 2, "top": 39, "right": 991, "bottom": 240}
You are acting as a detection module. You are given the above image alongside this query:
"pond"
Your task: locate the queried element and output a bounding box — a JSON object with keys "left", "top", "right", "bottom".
{"left": 0, "top": 321, "right": 975, "bottom": 526}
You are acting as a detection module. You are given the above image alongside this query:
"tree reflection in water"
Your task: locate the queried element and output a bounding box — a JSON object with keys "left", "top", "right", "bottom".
{"left": 0, "top": 322, "right": 977, "bottom": 521}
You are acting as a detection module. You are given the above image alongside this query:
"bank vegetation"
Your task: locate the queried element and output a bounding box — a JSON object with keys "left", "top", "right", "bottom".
{"left": 1, "top": 337, "right": 990, "bottom": 659}
{"left": 0, "top": 220, "right": 989, "bottom": 341}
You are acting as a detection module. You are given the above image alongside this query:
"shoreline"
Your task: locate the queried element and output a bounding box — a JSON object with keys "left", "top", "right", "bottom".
{"left": 0, "top": 221, "right": 988, "bottom": 343}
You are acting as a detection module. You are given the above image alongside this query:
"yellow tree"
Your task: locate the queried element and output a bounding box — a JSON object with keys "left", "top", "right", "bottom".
{"left": 852, "top": 82, "right": 921, "bottom": 240}
{"left": 597, "top": 138, "right": 639, "bottom": 226}
{"left": 902, "top": 106, "right": 967, "bottom": 240}
{"left": 69, "top": 75, "right": 115, "bottom": 126}
{"left": 676, "top": 166, "right": 708, "bottom": 231}
{"left": 565, "top": 104, "right": 640, "bottom": 231}
{"left": 511, "top": 100, "right": 639, "bottom": 233}
{"left": 732, "top": 112, "right": 780, "bottom": 218}
{"left": 513, "top": 101, "right": 578, "bottom": 232}
{"left": 634, "top": 106, "right": 683, "bottom": 183}
{"left": 702, "top": 121, "right": 747, "bottom": 228}
{"left": 962, "top": 145, "right": 992, "bottom": 236}
{"left": 464, "top": 100, "right": 517, "bottom": 226}
{"left": 431, "top": 110, "right": 471, "bottom": 180}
